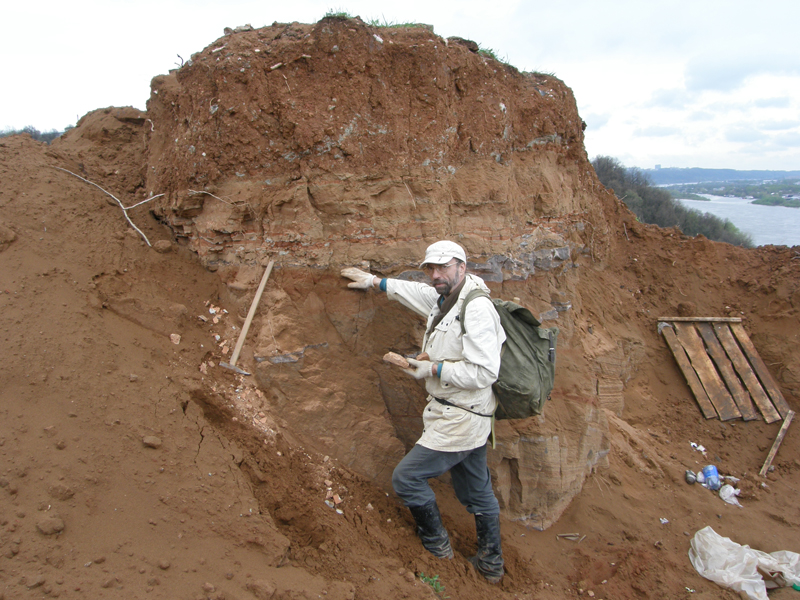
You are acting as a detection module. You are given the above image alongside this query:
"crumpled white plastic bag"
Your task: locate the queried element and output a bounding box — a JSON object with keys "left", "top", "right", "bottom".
{"left": 719, "top": 484, "right": 742, "bottom": 507}
{"left": 689, "top": 526, "right": 800, "bottom": 600}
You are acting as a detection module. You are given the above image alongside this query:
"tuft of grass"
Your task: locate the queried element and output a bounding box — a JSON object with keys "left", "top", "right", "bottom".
{"left": 366, "top": 15, "right": 426, "bottom": 28}
{"left": 419, "top": 572, "right": 449, "bottom": 598}
{"left": 324, "top": 8, "right": 354, "bottom": 19}
{"left": 477, "top": 45, "right": 510, "bottom": 66}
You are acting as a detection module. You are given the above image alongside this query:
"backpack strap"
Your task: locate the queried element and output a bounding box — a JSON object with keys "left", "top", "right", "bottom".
{"left": 459, "top": 288, "right": 492, "bottom": 335}
{"left": 433, "top": 396, "right": 494, "bottom": 418}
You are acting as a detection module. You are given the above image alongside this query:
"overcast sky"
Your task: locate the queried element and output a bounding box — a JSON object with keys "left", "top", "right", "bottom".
{"left": 4, "top": 0, "right": 799, "bottom": 170}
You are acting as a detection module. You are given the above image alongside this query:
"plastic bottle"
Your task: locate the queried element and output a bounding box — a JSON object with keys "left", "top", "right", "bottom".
{"left": 703, "top": 465, "right": 721, "bottom": 491}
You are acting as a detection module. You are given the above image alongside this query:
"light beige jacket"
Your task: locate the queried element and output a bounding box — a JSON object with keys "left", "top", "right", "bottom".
{"left": 386, "top": 274, "right": 505, "bottom": 451}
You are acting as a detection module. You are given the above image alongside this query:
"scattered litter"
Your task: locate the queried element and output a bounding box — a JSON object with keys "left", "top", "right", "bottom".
{"left": 335, "top": 509, "right": 344, "bottom": 515}
{"left": 660, "top": 518, "right": 669, "bottom": 524}
{"left": 556, "top": 533, "right": 585, "bottom": 542}
{"left": 685, "top": 470, "right": 697, "bottom": 484}
{"left": 690, "top": 526, "right": 800, "bottom": 600}
{"left": 702, "top": 465, "right": 721, "bottom": 491}
{"left": 324, "top": 500, "right": 334, "bottom": 509}
{"left": 690, "top": 442, "right": 707, "bottom": 454}
{"left": 685, "top": 587, "right": 695, "bottom": 593}
{"left": 366, "top": 503, "right": 373, "bottom": 511}
{"left": 719, "top": 484, "right": 742, "bottom": 507}
{"left": 198, "top": 315, "right": 208, "bottom": 322}
{"left": 169, "top": 333, "right": 181, "bottom": 345}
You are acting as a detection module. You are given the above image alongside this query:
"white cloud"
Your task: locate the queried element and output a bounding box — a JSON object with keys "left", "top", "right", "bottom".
{"left": 754, "top": 97, "right": 792, "bottom": 109}
{"left": 759, "top": 120, "right": 800, "bottom": 132}
{"left": 635, "top": 126, "right": 680, "bottom": 137}
{"left": 725, "top": 128, "right": 768, "bottom": 143}
{"left": 583, "top": 113, "right": 610, "bottom": 131}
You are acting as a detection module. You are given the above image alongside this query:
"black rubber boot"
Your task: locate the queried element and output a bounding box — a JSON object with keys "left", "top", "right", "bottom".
{"left": 469, "top": 513, "right": 504, "bottom": 583}
{"left": 408, "top": 501, "right": 454, "bottom": 559}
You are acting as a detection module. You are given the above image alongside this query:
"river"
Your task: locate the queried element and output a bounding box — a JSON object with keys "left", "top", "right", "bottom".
{"left": 676, "top": 194, "right": 800, "bottom": 247}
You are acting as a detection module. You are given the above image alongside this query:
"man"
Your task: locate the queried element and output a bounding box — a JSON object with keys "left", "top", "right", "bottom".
{"left": 341, "top": 240, "right": 505, "bottom": 584}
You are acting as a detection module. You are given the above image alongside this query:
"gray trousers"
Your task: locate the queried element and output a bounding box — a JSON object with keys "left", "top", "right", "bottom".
{"left": 391, "top": 443, "right": 500, "bottom": 515}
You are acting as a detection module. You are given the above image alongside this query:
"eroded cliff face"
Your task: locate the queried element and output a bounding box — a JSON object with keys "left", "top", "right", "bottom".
{"left": 142, "top": 16, "right": 637, "bottom": 527}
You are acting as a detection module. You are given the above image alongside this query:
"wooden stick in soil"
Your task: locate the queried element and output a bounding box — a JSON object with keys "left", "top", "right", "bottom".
{"left": 220, "top": 260, "right": 275, "bottom": 376}
{"left": 759, "top": 410, "right": 795, "bottom": 477}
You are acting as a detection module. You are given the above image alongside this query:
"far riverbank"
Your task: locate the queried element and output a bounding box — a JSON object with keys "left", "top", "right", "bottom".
{"left": 676, "top": 194, "right": 800, "bottom": 247}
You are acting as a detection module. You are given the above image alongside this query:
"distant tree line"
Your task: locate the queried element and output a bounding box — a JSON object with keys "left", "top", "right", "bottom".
{"left": 671, "top": 180, "right": 800, "bottom": 208}
{"left": 0, "top": 126, "right": 69, "bottom": 144}
{"left": 643, "top": 166, "right": 800, "bottom": 185}
{"left": 592, "top": 156, "right": 753, "bottom": 248}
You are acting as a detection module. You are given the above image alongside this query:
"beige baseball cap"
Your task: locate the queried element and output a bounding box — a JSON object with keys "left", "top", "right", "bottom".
{"left": 419, "top": 240, "right": 467, "bottom": 267}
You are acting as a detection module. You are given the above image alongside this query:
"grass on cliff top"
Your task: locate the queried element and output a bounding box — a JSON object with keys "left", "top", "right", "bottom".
{"left": 323, "top": 10, "right": 511, "bottom": 61}
{"left": 323, "top": 9, "right": 424, "bottom": 28}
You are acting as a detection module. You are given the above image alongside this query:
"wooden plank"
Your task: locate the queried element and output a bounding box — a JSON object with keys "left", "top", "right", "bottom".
{"left": 660, "top": 325, "right": 718, "bottom": 419}
{"left": 657, "top": 317, "right": 742, "bottom": 323}
{"left": 759, "top": 410, "right": 795, "bottom": 477}
{"left": 696, "top": 323, "right": 759, "bottom": 421}
{"left": 714, "top": 324, "right": 781, "bottom": 424}
{"left": 730, "top": 323, "right": 792, "bottom": 419}
{"left": 674, "top": 323, "right": 741, "bottom": 421}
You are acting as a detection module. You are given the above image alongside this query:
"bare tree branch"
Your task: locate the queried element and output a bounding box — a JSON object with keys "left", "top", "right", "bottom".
{"left": 53, "top": 166, "right": 159, "bottom": 246}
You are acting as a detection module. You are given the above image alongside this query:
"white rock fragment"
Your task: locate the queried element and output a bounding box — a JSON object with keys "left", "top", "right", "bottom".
{"left": 143, "top": 436, "right": 163, "bottom": 449}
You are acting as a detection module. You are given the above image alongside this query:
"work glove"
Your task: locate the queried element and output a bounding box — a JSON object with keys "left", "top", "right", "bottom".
{"left": 404, "top": 358, "right": 436, "bottom": 380}
{"left": 341, "top": 267, "right": 376, "bottom": 290}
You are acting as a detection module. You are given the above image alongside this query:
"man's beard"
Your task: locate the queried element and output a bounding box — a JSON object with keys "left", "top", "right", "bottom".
{"left": 432, "top": 273, "right": 458, "bottom": 296}
{"left": 433, "top": 280, "right": 451, "bottom": 295}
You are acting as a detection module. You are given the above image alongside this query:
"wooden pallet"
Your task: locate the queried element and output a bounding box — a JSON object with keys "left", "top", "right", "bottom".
{"left": 658, "top": 317, "right": 790, "bottom": 423}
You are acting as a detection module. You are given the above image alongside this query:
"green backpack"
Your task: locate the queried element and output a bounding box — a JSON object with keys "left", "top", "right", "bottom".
{"left": 460, "top": 289, "right": 558, "bottom": 420}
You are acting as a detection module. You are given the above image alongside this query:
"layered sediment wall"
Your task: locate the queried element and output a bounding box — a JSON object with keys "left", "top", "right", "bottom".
{"left": 143, "top": 16, "right": 637, "bottom": 527}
